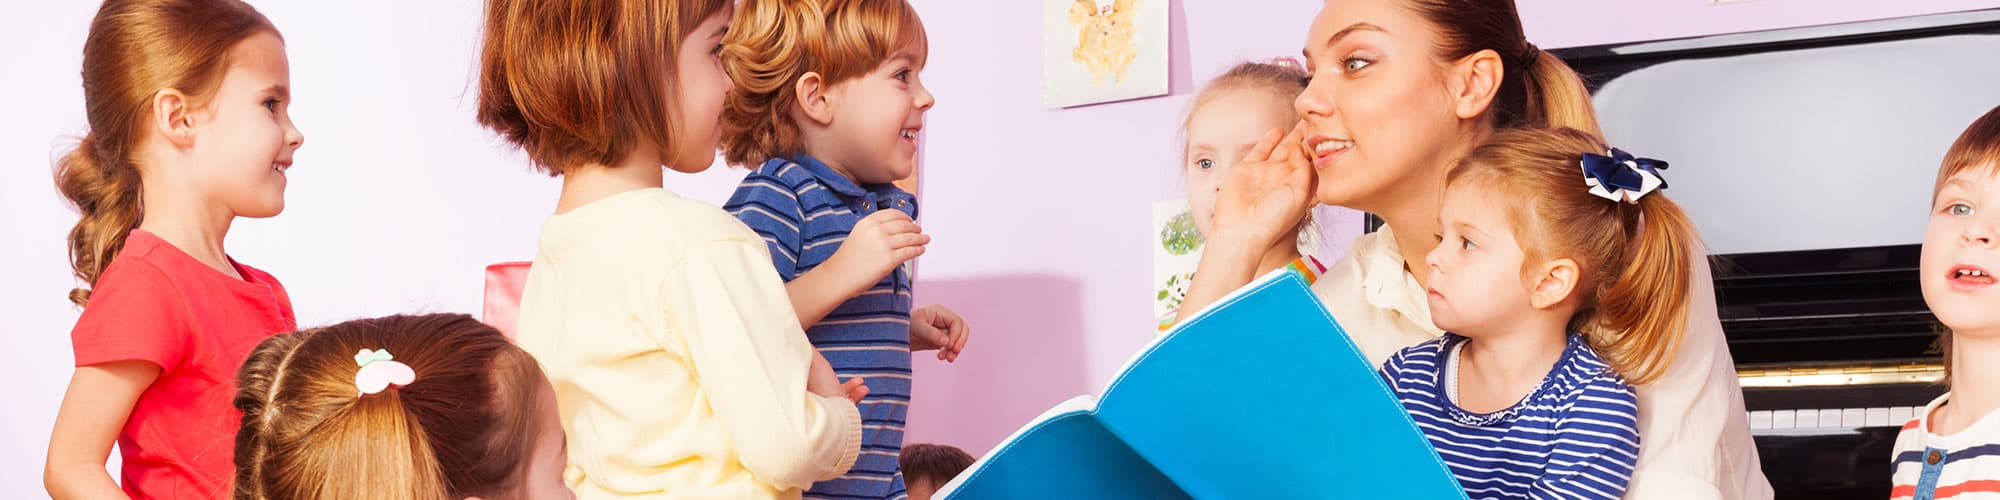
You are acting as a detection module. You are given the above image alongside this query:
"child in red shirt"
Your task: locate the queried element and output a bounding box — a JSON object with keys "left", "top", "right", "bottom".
{"left": 42, "top": 1, "right": 304, "bottom": 498}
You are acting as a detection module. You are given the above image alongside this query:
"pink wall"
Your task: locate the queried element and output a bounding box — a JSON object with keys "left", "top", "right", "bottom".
{"left": 894, "top": 0, "right": 2000, "bottom": 457}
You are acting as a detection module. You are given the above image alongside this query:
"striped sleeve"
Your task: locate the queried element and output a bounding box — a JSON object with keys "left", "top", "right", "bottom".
{"left": 724, "top": 166, "right": 808, "bottom": 281}
{"left": 1532, "top": 376, "right": 1641, "bottom": 500}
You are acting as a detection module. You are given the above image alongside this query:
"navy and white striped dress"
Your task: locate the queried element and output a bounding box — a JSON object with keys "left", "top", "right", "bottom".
{"left": 1380, "top": 333, "right": 1641, "bottom": 499}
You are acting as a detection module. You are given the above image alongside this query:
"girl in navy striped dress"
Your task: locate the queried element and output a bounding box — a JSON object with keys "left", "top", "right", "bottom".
{"left": 1380, "top": 128, "right": 1699, "bottom": 499}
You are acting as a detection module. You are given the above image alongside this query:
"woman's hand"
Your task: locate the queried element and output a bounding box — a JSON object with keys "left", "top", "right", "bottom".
{"left": 1210, "top": 124, "right": 1317, "bottom": 250}
{"left": 1173, "top": 123, "right": 1317, "bottom": 325}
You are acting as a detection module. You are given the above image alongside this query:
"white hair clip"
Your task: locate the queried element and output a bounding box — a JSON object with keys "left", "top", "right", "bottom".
{"left": 353, "top": 348, "right": 416, "bottom": 396}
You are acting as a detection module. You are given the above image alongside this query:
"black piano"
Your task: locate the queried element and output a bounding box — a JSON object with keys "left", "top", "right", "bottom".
{"left": 1549, "top": 9, "right": 2000, "bottom": 498}
{"left": 1714, "top": 245, "right": 1941, "bottom": 498}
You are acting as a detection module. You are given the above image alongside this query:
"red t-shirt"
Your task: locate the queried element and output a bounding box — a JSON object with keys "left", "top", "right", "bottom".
{"left": 70, "top": 230, "right": 295, "bottom": 499}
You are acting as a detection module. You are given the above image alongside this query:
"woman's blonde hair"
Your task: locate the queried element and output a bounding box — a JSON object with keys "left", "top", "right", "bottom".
{"left": 718, "top": 0, "right": 928, "bottom": 167}
{"left": 1447, "top": 128, "right": 1699, "bottom": 384}
{"left": 232, "top": 314, "right": 548, "bottom": 499}
{"left": 1410, "top": 0, "right": 1599, "bottom": 135}
{"left": 56, "top": 0, "right": 276, "bottom": 306}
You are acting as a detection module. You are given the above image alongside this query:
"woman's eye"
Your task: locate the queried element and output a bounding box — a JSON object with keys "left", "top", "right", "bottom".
{"left": 1342, "top": 57, "right": 1372, "bottom": 72}
{"left": 263, "top": 98, "right": 280, "bottom": 111}
{"left": 1196, "top": 158, "right": 1215, "bottom": 170}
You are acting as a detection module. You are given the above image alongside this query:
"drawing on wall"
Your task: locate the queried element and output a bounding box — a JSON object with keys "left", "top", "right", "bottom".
{"left": 1153, "top": 199, "right": 1203, "bottom": 331}
{"left": 1044, "top": 0, "right": 1168, "bottom": 108}
{"left": 1154, "top": 202, "right": 1366, "bottom": 333}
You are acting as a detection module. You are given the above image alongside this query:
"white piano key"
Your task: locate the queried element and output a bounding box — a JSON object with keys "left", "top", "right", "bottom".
{"left": 1843, "top": 408, "right": 1867, "bottom": 428}
{"left": 1892, "top": 406, "right": 1916, "bottom": 426}
{"left": 1773, "top": 410, "right": 1796, "bottom": 429}
{"left": 1868, "top": 407, "right": 1891, "bottom": 427}
{"left": 1797, "top": 409, "right": 1818, "bottom": 428}
{"left": 1750, "top": 411, "right": 1773, "bottom": 430}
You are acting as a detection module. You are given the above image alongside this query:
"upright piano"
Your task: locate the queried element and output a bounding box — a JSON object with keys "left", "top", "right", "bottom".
{"left": 1550, "top": 9, "right": 2000, "bottom": 498}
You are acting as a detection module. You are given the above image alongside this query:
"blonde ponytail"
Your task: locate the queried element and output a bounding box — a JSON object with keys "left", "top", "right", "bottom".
{"left": 1520, "top": 49, "right": 1600, "bottom": 136}
{"left": 1593, "top": 195, "right": 1697, "bottom": 385}
{"left": 1447, "top": 128, "right": 1698, "bottom": 385}
{"left": 55, "top": 135, "right": 144, "bottom": 306}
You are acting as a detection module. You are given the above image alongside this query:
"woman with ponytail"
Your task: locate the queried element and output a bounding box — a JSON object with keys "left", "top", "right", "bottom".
{"left": 1177, "top": 0, "right": 1767, "bottom": 497}
{"left": 231, "top": 314, "right": 571, "bottom": 500}
{"left": 44, "top": 1, "right": 305, "bottom": 498}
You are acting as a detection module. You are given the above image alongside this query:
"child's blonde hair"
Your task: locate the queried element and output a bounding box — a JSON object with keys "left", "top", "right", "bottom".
{"left": 232, "top": 314, "right": 549, "bottom": 499}
{"left": 1930, "top": 104, "right": 2000, "bottom": 384}
{"left": 476, "top": 0, "right": 731, "bottom": 175}
{"left": 1446, "top": 128, "right": 1699, "bottom": 385}
{"left": 719, "top": 0, "right": 928, "bottom": 167}
{"left": 55, "top": 0, "right": 276, "bottom": 307}
{"left": 1182, "top": 59, "right": 1318, "bottom": 255}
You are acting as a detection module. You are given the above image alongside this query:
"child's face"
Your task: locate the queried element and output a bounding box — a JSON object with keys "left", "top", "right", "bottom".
{"left": 1425, "top": 182, "right": 1536, "bottom": 336}
{"left": 667, "top": 3, "right": 735, "bottom": 174}
{"left": 823, "top": 41, "right": 934, "bottom": 184}
{"left": 189, "top": 31, "right": 303, "bottom": 219}
{"left": 1184, "top": 89, "right": 1297, "bottom": 237}
{"left": 1921, "top": 167, "right": 2000, "bottom": 337}
{"left": 515, "top": 376, "right": 575, "bottom": 500}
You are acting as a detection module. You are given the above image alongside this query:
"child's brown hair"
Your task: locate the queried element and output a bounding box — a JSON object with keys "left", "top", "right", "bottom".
{"left": 718, "top": 0, "right": 928, "bottom": 167}
{"left": 231, "top": 314, "right": 548, "bottom": 499}
{"left": 476, "top": 0, "right": 731, "bottom": 175}
{"left": 55, "top": 0, "right": 276, "bottom": 306}
{"left": 899, "top": 443, "right": 974, "bottom": 488}
{"left": 1446, "top": 128, "right": 1700, "bottom": 384}
{"left": 1930, "top": 104, "right": 2000, "bottom": 384}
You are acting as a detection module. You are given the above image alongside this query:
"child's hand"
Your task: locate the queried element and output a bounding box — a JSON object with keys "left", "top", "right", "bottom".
{"left": 807, "top": 352, "right": 864, "bottom": 401}
{"left": 910, "top": 304, "right": 970, "bottom": 362}
{"left": 826, "top": 209, "right": 929, "bottom": 292}
{"left": 841, "top": 377, "right": 869, "bottom": 404}
{"left": 1212, "top": 124, "right": 1316, "bottom": 250}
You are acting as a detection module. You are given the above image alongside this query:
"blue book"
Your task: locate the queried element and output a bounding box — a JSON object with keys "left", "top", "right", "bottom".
{"left": 938, "top": 271, "right": 1466, "bottom": 499}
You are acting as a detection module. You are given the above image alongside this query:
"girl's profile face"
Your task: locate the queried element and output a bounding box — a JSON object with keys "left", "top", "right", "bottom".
{"left": 189, "top": 31, "right": 303, "bottom": 219}
{"left": 667, "top": 3, "right": 735, "bottom": 174}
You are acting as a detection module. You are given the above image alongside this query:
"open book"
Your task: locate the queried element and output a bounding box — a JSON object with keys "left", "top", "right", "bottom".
{"left": 938, "top": 270, "right": 1465, "bottom": 499}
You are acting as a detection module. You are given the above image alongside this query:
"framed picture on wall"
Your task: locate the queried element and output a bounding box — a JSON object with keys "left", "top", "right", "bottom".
{"left": 1043, "top": 0, "right": 1169, "bottom": 108}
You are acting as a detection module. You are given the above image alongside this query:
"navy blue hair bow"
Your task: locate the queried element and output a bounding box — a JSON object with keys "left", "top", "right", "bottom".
{"left": 1579, "top": 148, "right": 1669, "bottom": 203}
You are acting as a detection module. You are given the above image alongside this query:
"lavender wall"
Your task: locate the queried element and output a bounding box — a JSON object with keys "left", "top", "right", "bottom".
{"left": 6, "top": 0, "right": 2000, "bottom": 493}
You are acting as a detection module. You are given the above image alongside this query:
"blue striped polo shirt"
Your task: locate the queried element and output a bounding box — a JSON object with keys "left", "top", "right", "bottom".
{"left": 1380, "top": 333, "right": 1641, "bottom": 500}
{"left": 724, "top": 154, "right": 915, "bottom": 500}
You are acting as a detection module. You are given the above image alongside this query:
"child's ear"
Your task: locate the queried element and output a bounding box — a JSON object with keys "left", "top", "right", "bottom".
{"left": 1448, "top": 49, "right": 1503, "bottom": 120}
{"left": 1528, "top": 258, "right": 1580, "bottom": 310}
{"left": 793, "top": 71, "right": 836, "bottom": 126}
{"left": 151, "top": 88, "right": 197, "bottom": 147}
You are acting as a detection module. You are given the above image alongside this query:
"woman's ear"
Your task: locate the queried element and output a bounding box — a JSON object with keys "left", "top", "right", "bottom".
{"left": 793, "top": 71, "right": 836, "bottom": 126}
{"left": 1448, "top": 49, "right": 1503, "bottom": 120}
{"left": 1528, "top": 258, "right": 1580, "bottom": 310}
